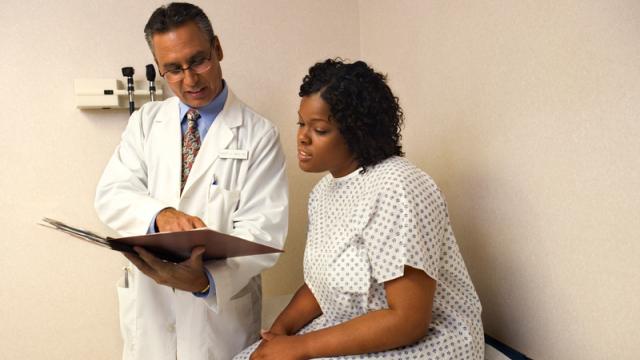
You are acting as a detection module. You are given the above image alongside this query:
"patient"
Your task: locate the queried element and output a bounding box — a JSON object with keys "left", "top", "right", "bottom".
{"left": 234, "top": 59, "right": 484, "bottom": 359}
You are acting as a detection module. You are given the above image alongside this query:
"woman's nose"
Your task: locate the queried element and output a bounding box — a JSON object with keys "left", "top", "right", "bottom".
{"left": 297, "top": 129, "right": 309, "bottom": 144}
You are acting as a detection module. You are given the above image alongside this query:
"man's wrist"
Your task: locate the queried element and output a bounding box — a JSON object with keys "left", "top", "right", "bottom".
{"left": 193, "top": 269, "right": 214, "bottom": 297}
{"left": 195, "top": 282, "right": 210, "bottom": 295}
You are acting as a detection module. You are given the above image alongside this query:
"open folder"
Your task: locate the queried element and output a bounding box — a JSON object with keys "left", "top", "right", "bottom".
{"left": 39, "top": 217, "right": 283, "bottom": 263}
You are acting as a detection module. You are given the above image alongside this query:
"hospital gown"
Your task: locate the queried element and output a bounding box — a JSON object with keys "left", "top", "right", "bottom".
{"left": 234, "top": 156, "right": 483, "bottom": 359}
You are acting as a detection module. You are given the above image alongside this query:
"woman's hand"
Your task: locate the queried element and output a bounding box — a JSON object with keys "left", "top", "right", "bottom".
{"left": 250, "top": 334, "right": 308, "bottom": 360}
{"left": 262, "top": 323, "right": 288, "bottom": 338}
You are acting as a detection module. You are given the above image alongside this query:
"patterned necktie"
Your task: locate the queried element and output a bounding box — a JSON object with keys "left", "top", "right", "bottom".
{"left": 181, "top": 109, "right": 201, "bottom": 193}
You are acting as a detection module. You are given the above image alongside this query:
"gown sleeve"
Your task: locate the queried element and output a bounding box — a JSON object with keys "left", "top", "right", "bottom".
{"left": 363, "top": 165, "right": 448, "bottom": 284}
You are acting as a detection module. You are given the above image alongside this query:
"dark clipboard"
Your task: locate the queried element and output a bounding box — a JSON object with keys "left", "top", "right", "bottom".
{"left": 39, "top": 217, "right": 282, "bottom": 263}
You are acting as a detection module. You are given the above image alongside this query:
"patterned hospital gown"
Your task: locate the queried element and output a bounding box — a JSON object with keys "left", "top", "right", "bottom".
{"left": 234, "top": 156, "right": 483, "bottom": 359}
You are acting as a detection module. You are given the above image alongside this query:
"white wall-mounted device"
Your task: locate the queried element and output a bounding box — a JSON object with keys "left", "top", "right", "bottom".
{"left": 74, "top": 78, "right": 164, "bottom": 110}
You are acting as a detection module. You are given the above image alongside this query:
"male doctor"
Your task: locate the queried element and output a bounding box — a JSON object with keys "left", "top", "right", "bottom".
{"left": 94, "top": 3, "right": 288, "bottom": 359}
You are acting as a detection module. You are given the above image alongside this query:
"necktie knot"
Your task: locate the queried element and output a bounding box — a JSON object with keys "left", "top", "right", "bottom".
{"left": 186, "top": 108, "right": 201, "bottom": 125}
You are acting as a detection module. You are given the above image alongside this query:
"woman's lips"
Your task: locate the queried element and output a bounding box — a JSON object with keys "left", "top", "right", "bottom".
{"left": 298, "top": 149, "right": 311, "bottom": 161}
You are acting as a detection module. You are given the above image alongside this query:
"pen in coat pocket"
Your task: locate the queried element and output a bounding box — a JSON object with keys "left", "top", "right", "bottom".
{"left": 212, "top": 175, "right": 217, "bottom": 185}
{"left": 123, "top": 266, "right": 130, "bottom": 288}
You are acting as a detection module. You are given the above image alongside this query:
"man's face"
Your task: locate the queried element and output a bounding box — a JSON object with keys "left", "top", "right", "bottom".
{"left": 152, "top": 21, "right": 223, "bottom": 108}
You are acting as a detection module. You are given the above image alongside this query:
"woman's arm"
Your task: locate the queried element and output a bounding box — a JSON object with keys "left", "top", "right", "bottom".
{"left": 267, "top": 283, "right": 322, "bottom": 336}
{"left": 300, "top": 266, "right": 436, "bottom": 357}
{"left": 251, "top": 266, "right": 436, "bottom": 359}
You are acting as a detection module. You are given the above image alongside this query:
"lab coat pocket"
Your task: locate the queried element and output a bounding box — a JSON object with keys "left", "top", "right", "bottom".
{"left": 206, "top": 185, "right": 241, "bottom": 233}
{"left": 116, "top": 272, "right": 136, "bottom": 357}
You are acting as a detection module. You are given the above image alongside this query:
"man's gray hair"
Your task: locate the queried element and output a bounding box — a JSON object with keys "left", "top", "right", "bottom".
{"left": 144, "top": 2, "right": 215, "bottom": 53}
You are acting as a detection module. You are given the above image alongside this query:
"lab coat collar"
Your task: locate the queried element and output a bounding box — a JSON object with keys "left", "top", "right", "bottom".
{"left": 153, "top": 97, "right": 182, "bottom": 201}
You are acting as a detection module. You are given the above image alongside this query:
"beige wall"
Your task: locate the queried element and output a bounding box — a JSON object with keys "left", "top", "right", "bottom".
{"left": 359, "top": 0, "right": 640, "bottom": 359}
{"left": 0, "top": 1, "right": 358, "bottom": 359}
{"left": 2, "top": 1, "right": 638, "bottom": 359}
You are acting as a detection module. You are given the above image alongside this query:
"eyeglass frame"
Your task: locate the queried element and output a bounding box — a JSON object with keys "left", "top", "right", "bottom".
{"left": 157, "top": 39, "right": 217, "bottom": 83}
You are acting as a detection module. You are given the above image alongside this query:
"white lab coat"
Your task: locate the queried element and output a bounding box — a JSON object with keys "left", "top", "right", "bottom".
{"left": 95, "top": 90, "right": 288, "bottom": 360}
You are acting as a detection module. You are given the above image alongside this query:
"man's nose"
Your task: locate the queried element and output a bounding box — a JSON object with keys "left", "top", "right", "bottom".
{"left": 183, "top": 68, "right": 198, "bottom": 86}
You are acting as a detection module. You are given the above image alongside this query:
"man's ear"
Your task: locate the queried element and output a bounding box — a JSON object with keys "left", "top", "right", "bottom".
{"left": 214, "top": 36, "right": 224, "bottom": 61}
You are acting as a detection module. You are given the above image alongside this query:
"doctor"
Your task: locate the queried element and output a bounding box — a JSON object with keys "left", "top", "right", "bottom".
{"left": 94, "top": 3, "right": 288, "bottom": 360}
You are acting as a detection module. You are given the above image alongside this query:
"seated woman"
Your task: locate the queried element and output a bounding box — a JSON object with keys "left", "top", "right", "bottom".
{"left": 235, "top": 59, "right": 484, "bottom": 360}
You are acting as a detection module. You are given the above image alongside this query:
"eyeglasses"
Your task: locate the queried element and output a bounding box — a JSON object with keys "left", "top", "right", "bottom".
{"left": 159, "top": 47, "right": 214, "bottom": 83}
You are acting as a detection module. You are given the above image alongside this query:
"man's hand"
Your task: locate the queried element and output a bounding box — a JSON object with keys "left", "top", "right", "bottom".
{"left": 156, "top": 207, "right": 206, "bottom": 232}
{"left": 124, "top": 246, "right": 209, "bottom": 292}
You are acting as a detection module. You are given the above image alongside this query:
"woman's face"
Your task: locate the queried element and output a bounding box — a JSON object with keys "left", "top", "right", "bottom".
{"left": 297, "top": 93, "right": 359, "bottom": 177}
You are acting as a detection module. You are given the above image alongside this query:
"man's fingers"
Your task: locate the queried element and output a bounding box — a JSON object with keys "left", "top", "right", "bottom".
{"left": 177, "top": 216, "right": 195, "bottom": 230}
{"left": 187, "top": 246, "right": 206, "bottom": 267}
{"left": 124, "top": 252, "right": 157, "bottom": 277}
{"left": 163, "top": 218, "right": 204, "bottom": 232}
{"left": 123, "top": 252, "right": 137, "bottom": 263}
{"left": 192, "top": 216, "right": 206, "bottom": 228}
{"left": 134, "top": 246, "right": 170, "bottom": 269}
{"left": 191, "top": 246, "right": 206, "bottom": 258}
{"left": 180, "top": 215, "right": 205, "bottom": 230}
{"left": 157, "top": 208, "right": 205, "bottom": 232}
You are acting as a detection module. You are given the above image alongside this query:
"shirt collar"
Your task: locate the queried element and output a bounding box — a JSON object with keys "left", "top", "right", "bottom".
{"left": 179, "top": 80, "right": 228, "bottom": 122}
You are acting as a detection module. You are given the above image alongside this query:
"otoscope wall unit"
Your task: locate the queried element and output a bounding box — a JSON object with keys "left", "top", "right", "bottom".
{"left": 74, "top": 78, "right": 164, "bottom": 110}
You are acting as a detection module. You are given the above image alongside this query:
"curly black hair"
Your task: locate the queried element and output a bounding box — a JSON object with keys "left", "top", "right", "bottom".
{"left": 299, "top": 58, "right": 404, "bottom": 170}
